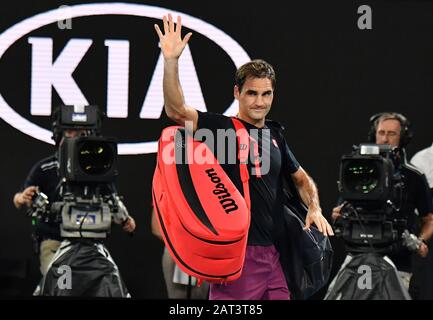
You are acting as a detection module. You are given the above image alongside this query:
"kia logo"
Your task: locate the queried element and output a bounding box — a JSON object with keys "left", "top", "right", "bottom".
{"left": 0, "top": 3, "right": 250, "bottom": 154}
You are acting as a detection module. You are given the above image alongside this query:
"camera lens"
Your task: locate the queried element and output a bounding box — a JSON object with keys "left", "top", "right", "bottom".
{"left": 344, "top": 160, "right": 379, "bottom": 194}
{"left": 78, "top": 141, "right": 114, "bottom": 175}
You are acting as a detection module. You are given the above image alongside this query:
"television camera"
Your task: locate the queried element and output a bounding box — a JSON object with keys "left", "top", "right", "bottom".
{"left": 334, "top": 143, "right": 420, "bottom": 254}
{"left": 29, "top": 105, "right": 129, "bottom": 239}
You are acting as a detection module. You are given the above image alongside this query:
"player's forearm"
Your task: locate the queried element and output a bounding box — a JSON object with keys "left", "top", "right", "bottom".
{"left": 295, "top": 171, "right": 321, "bottom": 212}
{"left": 300, "top": 183, "right": 321, "bottom": 212}
{"left": 163, "top": 59, "right": 187, "bottom": 122}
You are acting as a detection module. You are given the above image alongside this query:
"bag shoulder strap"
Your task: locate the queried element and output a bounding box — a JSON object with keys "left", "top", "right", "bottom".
{"left": 265, "top": 121, "right": 308, "bottom": 218}
{"left": 230, "top": 118, "right": 252, "bottom": 211}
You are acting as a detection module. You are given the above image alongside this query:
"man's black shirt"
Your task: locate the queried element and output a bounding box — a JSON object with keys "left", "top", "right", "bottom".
{"left": 392, "top": 163, "right": 433, "bottom": 270}
{"left": 197, "top": 111, "right": 300, "bottom": 246}
{"left": 399, "top": 163, "right": 433, "bottom": 227}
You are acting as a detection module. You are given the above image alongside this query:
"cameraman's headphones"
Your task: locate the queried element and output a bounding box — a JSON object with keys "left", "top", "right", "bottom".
{"left": 368, "top": 112, "right": 413, "bottom": 148}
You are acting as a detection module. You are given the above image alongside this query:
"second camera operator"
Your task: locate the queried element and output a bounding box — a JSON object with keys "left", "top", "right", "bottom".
{"left": 331, "top": 112, "right": 433, "bottom": 296}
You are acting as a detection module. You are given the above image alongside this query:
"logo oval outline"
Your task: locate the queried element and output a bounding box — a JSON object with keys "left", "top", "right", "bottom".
{"left": 0, "top": 3, "right": 250, "bottom": 154}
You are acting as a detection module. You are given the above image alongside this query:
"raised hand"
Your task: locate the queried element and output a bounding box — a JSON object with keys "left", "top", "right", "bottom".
{"left": 154, "top": 14, "right": 192, "bottom": 60}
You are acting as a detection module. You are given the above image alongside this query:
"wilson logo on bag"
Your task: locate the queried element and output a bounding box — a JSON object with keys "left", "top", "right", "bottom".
{"left": 205, "top": 168, "right": 239, "bottom": 214}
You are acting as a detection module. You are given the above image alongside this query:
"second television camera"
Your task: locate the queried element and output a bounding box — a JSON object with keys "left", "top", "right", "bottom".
{"left": 334, "top": 143, "right": 409, "bottom": 253}
{"left": 32, "top": 105, "right": 128, "bottom": 238}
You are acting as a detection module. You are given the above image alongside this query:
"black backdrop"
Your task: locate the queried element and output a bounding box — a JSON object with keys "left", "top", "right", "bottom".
{"left": 1, "top": 0, "right": 433, "bottom": 298}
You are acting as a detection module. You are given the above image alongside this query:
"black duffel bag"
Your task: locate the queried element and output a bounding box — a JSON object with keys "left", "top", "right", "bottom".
{"left": 275, "top": 189, "right": 333, "bottom": 300}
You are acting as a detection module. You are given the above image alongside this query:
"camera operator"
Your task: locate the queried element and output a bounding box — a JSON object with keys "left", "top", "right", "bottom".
{"left": 331, "top": 112, "right": 433, "bottom": 296}
{"left": 13, "top": 109, "right": 135, "bottom": 295}
{"left": 13, "top": 129, "right": 87, "bottom": 278}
